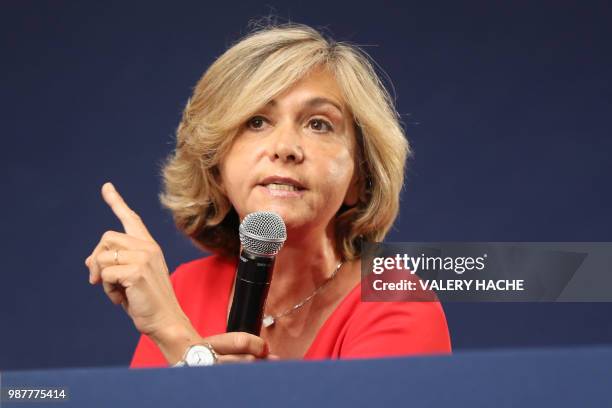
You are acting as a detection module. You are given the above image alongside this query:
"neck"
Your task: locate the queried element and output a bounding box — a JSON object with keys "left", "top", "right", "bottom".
{"left": 264, "top": 222, "right": 342, "bottom": 314}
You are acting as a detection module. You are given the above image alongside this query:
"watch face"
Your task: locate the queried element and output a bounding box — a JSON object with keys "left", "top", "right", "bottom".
{"left": 185, "top": 345, "right": 215, "bottom": 366}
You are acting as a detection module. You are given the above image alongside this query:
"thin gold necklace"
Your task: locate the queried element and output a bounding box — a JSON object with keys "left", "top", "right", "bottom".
{"left": 262, "top": 262, "right": 344, "bottom": 328}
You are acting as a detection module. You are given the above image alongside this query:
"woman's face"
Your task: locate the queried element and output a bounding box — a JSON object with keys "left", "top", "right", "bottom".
{"left": 218, "top": 67, "right": 359, "bottom": 235}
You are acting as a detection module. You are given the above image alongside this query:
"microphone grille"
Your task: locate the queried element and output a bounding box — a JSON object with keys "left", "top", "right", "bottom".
{"left": 239, "top": 211, "right": 287, "bottom": 256}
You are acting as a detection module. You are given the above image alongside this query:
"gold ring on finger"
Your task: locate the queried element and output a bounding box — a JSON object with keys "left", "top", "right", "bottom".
{"left": 114, "top": 249, "right": 120, "bottom": 265}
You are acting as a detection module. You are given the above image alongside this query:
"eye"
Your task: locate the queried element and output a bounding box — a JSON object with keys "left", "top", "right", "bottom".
{"left": 309, "top": 118, "right": 334, "bottom": 133}
{"left": 246, "top": 116, "right": 268, "bottom": 130}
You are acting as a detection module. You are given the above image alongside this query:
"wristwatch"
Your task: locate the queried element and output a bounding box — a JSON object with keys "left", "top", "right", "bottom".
{"left": 173, "top": 343, "right": 218, "bottom": 367}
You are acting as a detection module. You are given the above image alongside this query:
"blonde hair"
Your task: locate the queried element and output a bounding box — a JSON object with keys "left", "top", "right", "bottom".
{"left": 160, "top": 21, "right": 410, "bottom": 260}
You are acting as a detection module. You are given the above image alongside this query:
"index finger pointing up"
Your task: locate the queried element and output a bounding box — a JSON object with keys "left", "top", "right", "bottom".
{"left": 101, "top": 182, "right": 153, "bottom": 241}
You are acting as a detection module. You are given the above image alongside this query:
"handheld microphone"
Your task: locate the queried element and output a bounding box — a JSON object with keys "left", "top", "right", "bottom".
{"left": 226, "top": 211, "right": 286, "bottom": 335}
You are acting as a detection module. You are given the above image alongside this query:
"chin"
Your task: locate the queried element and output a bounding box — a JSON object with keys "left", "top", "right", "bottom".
{"left": 264, "top": 207, "right": 301, "bottom": 225}
{"left": 249, "top": 205, "right": 304, "bottom": 228}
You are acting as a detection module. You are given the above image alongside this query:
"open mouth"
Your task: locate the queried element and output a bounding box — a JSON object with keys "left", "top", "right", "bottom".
{"left": 258, "top": 176, "right": 307, "bottom": 193}
{"left": 261, "top": 183, "right": 305, "bottom": 192}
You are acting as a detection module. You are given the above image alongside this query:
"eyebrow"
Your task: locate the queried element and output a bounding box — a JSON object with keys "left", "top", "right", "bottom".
{"left": 265, "top": 97, "right": 344, "bottom": 115}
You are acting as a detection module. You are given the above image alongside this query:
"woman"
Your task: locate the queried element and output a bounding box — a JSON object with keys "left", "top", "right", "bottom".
{"left": 85, "top": 22, "right": 451, "bottom": 367}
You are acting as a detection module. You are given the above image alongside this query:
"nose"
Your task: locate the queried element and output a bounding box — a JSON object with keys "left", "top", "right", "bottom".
{"left": 268, "top": 122, "right": 305, "bottom": 164}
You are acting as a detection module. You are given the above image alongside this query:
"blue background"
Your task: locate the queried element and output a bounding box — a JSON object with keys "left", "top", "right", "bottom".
{"left": 1, "top": 1, "right": 610, "bottom": 370}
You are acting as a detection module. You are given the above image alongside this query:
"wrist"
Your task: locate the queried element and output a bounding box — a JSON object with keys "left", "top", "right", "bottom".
{"left": 150, "top": 317, "right": 202, "bottom": 365}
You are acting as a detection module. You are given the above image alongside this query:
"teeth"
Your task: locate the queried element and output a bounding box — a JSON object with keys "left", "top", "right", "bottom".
{"left": 265, "top": 183, "right": 299, "bottom": 191}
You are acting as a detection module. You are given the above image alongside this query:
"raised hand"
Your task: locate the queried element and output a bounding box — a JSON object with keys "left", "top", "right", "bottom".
{"left": 85, "top": 182, "right": 277, "bottom": 364}
{"left": 85, "top": 182, "right": 187, "bottom": 340}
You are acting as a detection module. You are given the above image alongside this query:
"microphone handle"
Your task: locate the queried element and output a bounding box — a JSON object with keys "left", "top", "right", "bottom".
{"left": 226, "top": 250, "right": 275, "bottom": 335}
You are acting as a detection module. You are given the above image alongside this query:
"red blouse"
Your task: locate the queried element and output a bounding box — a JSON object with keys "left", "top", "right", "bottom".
{"left": 130, "top": 254, "right": 452, "bottom": 368}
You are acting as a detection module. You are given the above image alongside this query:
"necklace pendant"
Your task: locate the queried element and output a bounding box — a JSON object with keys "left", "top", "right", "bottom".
{"left": 262, "top": 315, "right": 275, "bottom": 328}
